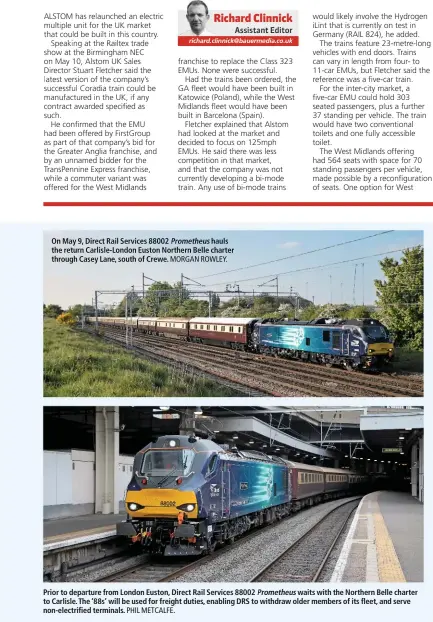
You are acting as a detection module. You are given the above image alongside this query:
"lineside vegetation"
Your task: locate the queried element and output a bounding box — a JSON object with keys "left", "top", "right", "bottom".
{"left": 43, "top": 319, "right": 240, "bottom": 397}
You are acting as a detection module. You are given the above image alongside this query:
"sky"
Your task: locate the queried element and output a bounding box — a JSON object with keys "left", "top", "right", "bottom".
{"left": 43, "top": 229, "right": 423, "bottom": 309}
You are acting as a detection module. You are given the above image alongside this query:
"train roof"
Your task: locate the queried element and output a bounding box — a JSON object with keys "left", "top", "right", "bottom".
{"left": 259, "top": 317, "right": 384, "bottom": 328}
{"left": 283, "top": 461, "right": 327, "bottom": 472}
{"left": 190, "top": 317, "right": 260, "bottom": 325}
{"left": 136, "top": 317, "right": 159, "bottom": 321}
{"left": 283, "top": 461, "right": 358, "bottom": 475}
{"left": 99, "top": 316, "right": 133, "bottom": 320}
{"left": 155, "top": 317, "right": 190, "bottom": 322}
{"left": 140, "top": 435, "right": 223, "bottom": 453}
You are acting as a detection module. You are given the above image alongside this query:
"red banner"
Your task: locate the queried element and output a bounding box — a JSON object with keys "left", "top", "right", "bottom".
{"left": 178, "top": 35, "right": 299, "bottom": 46}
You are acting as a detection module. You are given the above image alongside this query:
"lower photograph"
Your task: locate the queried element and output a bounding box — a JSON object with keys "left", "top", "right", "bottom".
{"left": 43, "top": 405, "right": 423, "bottom": 583}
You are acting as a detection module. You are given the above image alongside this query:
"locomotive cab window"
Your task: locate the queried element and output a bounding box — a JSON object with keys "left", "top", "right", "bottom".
{"left": 140, "top": 449, "right": 195, "bottom": 477}
{"left": 306, "top": 337, "right": 310, "bottom": 346}
{"left": 323, "top": 330, "right": 330, "bottom": 342}
{"left": 207, "top": 454, "right": 218, "bottom": 476}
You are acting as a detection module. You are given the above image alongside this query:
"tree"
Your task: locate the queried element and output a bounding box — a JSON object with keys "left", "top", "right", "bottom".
{"left": 137, "top": 281, "right": 176, "bottom": 316}
{"left": 114, "top": 291, "right": 142, "bottom": 317}
{"left": 345, "top": 306, "right": 372, "bottom": 319}
{"left": 44, "top": 304, "right": 63, "bottom": 318}
{"left": 374, "top": 246, "right": 423, "bottom": 349}
{"left": 68, "top": 304, "right": 84, "bottom": 319}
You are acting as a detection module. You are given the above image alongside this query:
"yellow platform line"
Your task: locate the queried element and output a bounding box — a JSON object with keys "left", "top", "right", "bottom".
{"left": 374, "top": 505, "right": 406, "bottom": 582}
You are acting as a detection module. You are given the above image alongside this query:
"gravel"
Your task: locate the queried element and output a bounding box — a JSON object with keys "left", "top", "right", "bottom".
{"left": 168, "top": 497, "right": 361, "bottom": 582}
{"left": 318, "top": 505, "right": 356, "bottom": 582}
{"left": 254, "top": 501, "right": 358, "bottom": 582}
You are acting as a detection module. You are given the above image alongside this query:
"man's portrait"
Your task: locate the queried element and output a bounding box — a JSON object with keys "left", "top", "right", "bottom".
{"left": 183, "top": 1, "right": 212, "bottom": 36}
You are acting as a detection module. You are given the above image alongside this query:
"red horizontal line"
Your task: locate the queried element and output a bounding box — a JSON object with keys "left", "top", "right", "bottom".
{"left": 44, "top": 202, "right": 433, "bottom": 207}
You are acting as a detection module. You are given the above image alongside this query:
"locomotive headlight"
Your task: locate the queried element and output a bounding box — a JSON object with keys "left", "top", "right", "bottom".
{"left": 177, "top": 503, "right": 196, "bottom": 512}
{"left": 128, "top": 502, "right": 144, "bottom": 511}
{"left": 368, "top": 348, "right": 374, "bottom": 353}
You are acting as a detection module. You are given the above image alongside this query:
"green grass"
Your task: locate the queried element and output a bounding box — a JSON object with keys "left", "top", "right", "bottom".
{"left": 393, "top": 347, "right": 423, "bottom": 373}
{"left": 44, "top": 319, "right": 239, "bottom": 397}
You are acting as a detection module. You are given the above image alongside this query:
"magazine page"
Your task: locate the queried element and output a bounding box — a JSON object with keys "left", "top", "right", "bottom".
{"left": 0, "top": 1, "right": 430, "bottom": 622}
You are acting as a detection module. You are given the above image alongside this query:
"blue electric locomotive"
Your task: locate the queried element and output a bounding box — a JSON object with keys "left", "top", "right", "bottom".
{"left": 117, "top": 435, "right": 365, "bottom": 556}
{"left": 117, "top": 435, "right": 291, "bottom": 555}
{"left": 252, "top": 317, "right": 394, "bottom": 369}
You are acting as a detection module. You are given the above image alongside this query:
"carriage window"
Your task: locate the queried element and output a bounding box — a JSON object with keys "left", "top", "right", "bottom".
{"left": 200, "top": 325, "right": 204, "bottom": 330}
{"left": 207, "top": 325, "right": 210, "bottom": 330}
{"left": 182, "top": 324, "right": 185, "bottom": 328}
{"left": 221, "top": 326, "right": 225, "bottom": 331}
{"left": 323, "top": 330, "right": 330, "bottom": 342}
{"left": 332, "top": 332, "right": 340, "bottom": 349}
{"left": 238, "top": 327, "right": 242, "bottom": 333}
{"left": 229, "top": 326, "right": 234, "bottom": 332}
{"left": 194, "top": 324, "right": 197, "bottom": 329}
{"left": 214, "top": 325, "right": 218, "bottom": 331}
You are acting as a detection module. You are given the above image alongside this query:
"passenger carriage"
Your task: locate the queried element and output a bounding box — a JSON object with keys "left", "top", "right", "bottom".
{"left": 189, "top": 317, "right": 260, "bottom": 350}
{"left": 154, "top": 318, "right": 189, "bottom": 339}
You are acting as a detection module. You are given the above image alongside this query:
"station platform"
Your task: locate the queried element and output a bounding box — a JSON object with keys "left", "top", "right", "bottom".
{"left": 43, "top": 512, "right": 126, "bottom": 548}
{"left": 332, "top": 491, "right": 423, "bottom": 583}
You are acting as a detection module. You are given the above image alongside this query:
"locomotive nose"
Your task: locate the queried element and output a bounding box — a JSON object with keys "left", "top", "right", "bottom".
{"left": 367, "top": 342, "right": 394, "bottom": 356}
{"left": 125, "top": 488, "right": 199, "bottom": 519}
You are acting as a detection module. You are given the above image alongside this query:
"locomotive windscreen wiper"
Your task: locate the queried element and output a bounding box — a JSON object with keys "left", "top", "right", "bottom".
{"left": 157, "top": 466, "right": 179, "bottom": 487}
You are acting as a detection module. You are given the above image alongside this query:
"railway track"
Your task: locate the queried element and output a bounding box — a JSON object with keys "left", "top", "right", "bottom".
{"left": 100, "top": 558, "right": 202, "bottom": 583}
{"left": 51, "top": 498, "right": 360, "bottom": 583}
{"left": 79, "top": 325, "right": 423, "bottom": 397}
{"left": 250, "top": 499, "right": 358, "bottom": 582}
{"left": 140, "top": 333, "right": 423, "bottom": 396}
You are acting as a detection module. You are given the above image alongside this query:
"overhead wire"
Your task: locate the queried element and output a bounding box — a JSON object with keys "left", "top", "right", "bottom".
{"left": 195, "top": 230, "right": 396, "bottom": 279}
{"left": 201, "top": 245, "right": 424, "bottom": 287}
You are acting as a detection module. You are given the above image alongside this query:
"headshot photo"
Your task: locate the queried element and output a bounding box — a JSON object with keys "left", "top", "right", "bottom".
{"left": 182, "top": 1, "right": 212, "bottom": 36}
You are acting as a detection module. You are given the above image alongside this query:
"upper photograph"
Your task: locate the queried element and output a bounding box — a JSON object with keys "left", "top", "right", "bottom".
{"left": 43, "top": 229, "right": 423, "bottom": 397}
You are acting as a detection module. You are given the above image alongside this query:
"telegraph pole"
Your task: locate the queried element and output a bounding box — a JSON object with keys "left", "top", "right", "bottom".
{"left": 94, "top": 291, "right": 98, "bottom": 329}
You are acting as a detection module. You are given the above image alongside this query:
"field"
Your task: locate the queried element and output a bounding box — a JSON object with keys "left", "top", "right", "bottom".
{"left": 44, "top": 319, "right": 239, "bottom": 397}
